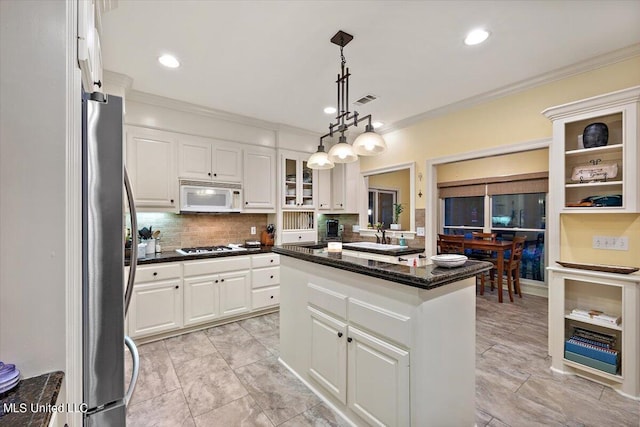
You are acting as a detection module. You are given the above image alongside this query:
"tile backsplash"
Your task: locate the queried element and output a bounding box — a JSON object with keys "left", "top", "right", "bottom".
{"left": 132, "top": 213, "right": 269, "bottom": 251}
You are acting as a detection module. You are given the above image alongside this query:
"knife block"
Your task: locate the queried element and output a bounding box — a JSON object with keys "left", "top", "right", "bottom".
{"left": 261, "top": 230, "right": 274, "bottom": 246}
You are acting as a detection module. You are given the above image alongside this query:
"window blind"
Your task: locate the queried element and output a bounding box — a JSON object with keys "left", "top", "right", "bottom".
{"left": 438, "top": 172, "right": 548, "bottom": 198}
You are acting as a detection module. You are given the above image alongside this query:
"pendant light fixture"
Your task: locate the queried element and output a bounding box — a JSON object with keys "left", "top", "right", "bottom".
{"left": 307, "top": 30, "right": 386, "bottom": 169}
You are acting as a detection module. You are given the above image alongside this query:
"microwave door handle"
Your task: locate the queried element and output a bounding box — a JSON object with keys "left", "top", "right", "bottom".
{"left": 124, "top": 167, "right": 137, "bottom": 315}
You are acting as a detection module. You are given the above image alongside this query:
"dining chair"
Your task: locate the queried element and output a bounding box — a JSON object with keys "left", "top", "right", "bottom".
{"left": 485, "top": 236, "right": 526, "bottom": 302}
{"left": 470, "top": 232, "right": 497, "bottom": 293}
{"left": 437, "top": 233, "right": 465, "bottom": 255}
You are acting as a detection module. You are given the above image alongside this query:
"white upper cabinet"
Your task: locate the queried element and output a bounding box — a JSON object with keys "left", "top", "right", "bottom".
{"left": 178, "top": 136, "right": 242, "bottom": 183}
{"left": 281, "top": 150, "right": 316, "bottom": 209}
{"left": 243, "top": 146, "right": 276, "bottom": 211}
{"left": 316, "top": 161, "right": 360, "bottom": 213}
{"left": 78, "top": 0, "right": 103, "bottom": 93}
{"left": 317, "top": 169, "right": 332, "bottom": 210}
{"left": 125, "top": 126, "right": 178, "bottom": 211}
{"left": 543, "top": 86, "right": 640, "bottom": 213}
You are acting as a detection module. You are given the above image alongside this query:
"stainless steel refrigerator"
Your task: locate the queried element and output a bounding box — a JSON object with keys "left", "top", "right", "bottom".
{"left": 82, "top": 92, "right": 139, "bottom": 426}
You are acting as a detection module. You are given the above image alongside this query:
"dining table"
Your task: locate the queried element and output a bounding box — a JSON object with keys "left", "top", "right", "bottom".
{"left": 462, "top": 239, "right": 513, "bottom": 303}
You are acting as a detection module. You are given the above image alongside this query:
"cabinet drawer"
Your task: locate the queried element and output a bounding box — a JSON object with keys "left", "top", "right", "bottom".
{"left": 252, "top": 267, "right": 280, "bottom": 289}
{"left": 348, "top": 298, "right": 411, "bottom": 347}
{"left": 307, "top": 283, "right": 347, "bottom": 320}
{"left": 252, "top": 286, "right": 280, "bottom": 309}
{"left": 252, "top": 253, "right": 280, "bottom": 268}
{"left": 184, "top": 256, "right": 251, "bottom": 277}
{"left": 281, "top": 230, "right": 316, "bottom": 244}
{"left": 135, "top": 263, "right": 182, "bottom": 282}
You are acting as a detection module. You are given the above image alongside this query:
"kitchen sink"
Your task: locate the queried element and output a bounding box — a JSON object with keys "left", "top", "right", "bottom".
{"left": 343, "top": 242, "right": 408, "bottom": 250}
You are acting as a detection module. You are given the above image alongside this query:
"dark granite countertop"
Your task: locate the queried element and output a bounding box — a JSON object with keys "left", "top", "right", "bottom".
{"left": 273, "top": 245, "right": 492, "bottom": 290}
{"left": 296, "top": 241, "right": 425, "bottom": 256}
{"left": 0, "top": 371, "right": 64, "bottom": 426}
{"left": 125, "top": 246, "right": 275, "bottom": 266}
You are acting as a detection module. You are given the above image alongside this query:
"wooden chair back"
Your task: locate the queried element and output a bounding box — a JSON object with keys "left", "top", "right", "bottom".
{"left": 437, "top": 233, "right": 465, "bottom": 255}
{"left": 470, "top": 232, "right": 497, "bottom": 258}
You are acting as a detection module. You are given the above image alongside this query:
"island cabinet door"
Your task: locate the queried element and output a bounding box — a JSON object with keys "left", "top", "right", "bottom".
{"left": 347, "top": 326, "right": 410, "bottom": 427}
{"left": 308, "top": 307, "right": 347, "bottom": 404}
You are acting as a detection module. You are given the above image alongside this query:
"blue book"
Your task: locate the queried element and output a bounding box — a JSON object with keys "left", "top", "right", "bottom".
{"left": 564, "top": 351, "right": 618, "bottom": 375}
{"left": 565, "top": 340, "right": 618, "bottom": 365}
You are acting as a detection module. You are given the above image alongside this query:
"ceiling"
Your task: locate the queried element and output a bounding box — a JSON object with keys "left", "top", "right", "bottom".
{"left": 100, "top": 1, "right": 640, "bottom": 134}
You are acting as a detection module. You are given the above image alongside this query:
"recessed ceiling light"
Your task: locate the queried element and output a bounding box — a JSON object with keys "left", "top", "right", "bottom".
{"left": 464, "top": 29, "right": 490, "bottom": 46}
{"left": 158, "top": 54, "right": 180, "bottom": 68}
{"left": 372, "top": 121, "right": 384, "bottom": 129}
{"left": 324, "top": 106, "right": 337, "bottom": 114}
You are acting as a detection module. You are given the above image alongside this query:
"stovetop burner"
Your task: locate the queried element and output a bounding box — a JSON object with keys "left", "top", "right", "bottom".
{"left": 176, "top": 245, "right": 247, "bottom": 255}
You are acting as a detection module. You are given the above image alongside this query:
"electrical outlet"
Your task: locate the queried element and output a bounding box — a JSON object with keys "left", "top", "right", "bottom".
{"left": 250, "top": 226, "right": 256, "bottom": 235}
{"left": 593, "top": 235, "right": 629, "bottom": 251}
{"left": 416, "top": 227, "right": 425, "bottom": 237}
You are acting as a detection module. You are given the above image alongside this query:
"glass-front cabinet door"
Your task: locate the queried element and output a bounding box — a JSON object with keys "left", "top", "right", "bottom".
{"left": 282, "top": 151, "right": 315, "bottom": 209}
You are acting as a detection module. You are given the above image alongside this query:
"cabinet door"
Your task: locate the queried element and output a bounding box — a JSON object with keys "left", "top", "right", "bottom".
{"left": 317, "top": 169, "right": 332, "bottom": 210}
{"left": 78, "top": 0, "right": 102, "bottom": 93}
{"left": 178, "top": 138, "right": 212, "bottom": 180}
{"left": 183, "top": 276, "right": 219, "bottom": 326}
{"left": 347, "top": 326, "right": 410, "bottom": 427}
{"left": 332, "top": 163, "right": 345, "bottom": 210}
{"left": 308, "top": 307, "right": 347, "bottom": 404}
{"left": 212, "top": 145, "right": 242, "bottom": 182}
{"left": 126, "top": 127, "right": 178, "bottom": 210}
{"left": 128, "top": 279, "right": 182, "bottom": 338}
{"left": 219, "top": 270, "right": 251, "bottom": 318}
{"left": 244, "top": 148, "right": 276, "bottom": 210}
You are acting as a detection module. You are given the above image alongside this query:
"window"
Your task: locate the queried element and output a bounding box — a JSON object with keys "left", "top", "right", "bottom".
{"left": 368, "top": 189, "right": 397, "bottom": 228}
{"left": 439, "top": 174, "right": 548, "bottom": 284}
{"left": 443, "top": 196, "right": 484, "bottom": 235}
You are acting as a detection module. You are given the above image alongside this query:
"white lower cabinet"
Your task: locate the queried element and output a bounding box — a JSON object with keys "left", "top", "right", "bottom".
{"left": 347, "top": 326, "right": 410, "bottom": 427}
{"left": 251, "top": 253, "right": 280, "bottom": 310}
{"left": 183, "top": 258, "right": 251, "bottom": 327}
{"left": 128, "top": 278, "right": 183, "bottom": 338}
{"left": 307, "top": 291, "right": 410, "bottom": 426}
{"left": 128, "top": 255, "right": 277, "bottom": 340}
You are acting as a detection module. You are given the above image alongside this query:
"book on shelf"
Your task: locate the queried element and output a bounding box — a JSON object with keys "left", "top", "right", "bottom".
{"left": 570, "top": 308, "right": 621, "bottom": 325}
{"left": 565, "top": 339, "right": 619, "bottom": 365}
{"left": 572, "top": 327, "right": 617, "bottom": 348}
{"left": 564, "top": 350, "right": 619, "bottom": 375}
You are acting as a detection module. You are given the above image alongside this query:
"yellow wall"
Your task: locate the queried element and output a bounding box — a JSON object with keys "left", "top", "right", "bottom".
{"left": 360, "top": 56, "right": 640, "bottom": 267}
{"left": 560, "top": 214, "right": 640, "bottom": 265}
{"left": 369, "top": 169, "right": 410, "bottom": 227}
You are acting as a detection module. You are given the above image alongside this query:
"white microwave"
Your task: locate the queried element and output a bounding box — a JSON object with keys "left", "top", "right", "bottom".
{"left": 179, "top": 180, "right": 242, "bottom": 213}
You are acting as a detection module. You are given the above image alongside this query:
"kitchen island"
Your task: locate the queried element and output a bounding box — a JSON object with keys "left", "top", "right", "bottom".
{"left": 273, "top": 245, "right": 492, "bottom": 427}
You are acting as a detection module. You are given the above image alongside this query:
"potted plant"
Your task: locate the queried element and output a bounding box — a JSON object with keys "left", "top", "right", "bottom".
{"left": 390, "top": 203, "right": 404, "bottom": 230}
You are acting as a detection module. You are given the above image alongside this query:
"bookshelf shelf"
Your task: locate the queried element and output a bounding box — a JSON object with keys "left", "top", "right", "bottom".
{"left": 562, "top": 358, "right": 624, "bottom": 383}
{"left": 548, "top": 265, "right": 640, "bottom": 399}
{"left": 563, "top": 312, "right": 622, "bottom": 331}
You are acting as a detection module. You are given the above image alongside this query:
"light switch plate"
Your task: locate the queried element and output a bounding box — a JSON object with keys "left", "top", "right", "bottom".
{"left": 416, "top": 227, "right": 425, "bottom": 237}
{"left": 250, "top": 226, "right": 256, "bottom": 235}
{"left": 593, "top": 235, "right": 628, "bottom": 251}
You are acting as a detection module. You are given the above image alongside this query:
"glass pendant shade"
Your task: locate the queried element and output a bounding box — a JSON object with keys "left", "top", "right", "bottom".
{"left": 352, "top": 125, "right": 387, "bottom": 156}
{"left": 307, "top": 145, "right": 335, "bottom": 170}
{"left": 328, "top": 138, "right": 358, "bottom": 163}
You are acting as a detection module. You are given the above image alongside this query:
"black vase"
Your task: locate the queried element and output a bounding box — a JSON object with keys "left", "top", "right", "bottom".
{"left": 582, "top": 123, "right": 608, "bottom": 148}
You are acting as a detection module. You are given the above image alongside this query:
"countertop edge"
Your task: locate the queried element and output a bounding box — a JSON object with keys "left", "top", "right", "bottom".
{"left": 273, "top": 246, "right": 491, "bottom": 290}
{"left": 0, "top": 371, "right": 65, "bottom": 426}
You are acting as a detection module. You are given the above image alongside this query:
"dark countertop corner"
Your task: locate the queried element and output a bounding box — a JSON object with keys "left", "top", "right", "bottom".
{"left": 273, "top": 245, "right": 492, "bottom": 290}
{"left": 0, "top": 371, "right": 64, "bottom": 426}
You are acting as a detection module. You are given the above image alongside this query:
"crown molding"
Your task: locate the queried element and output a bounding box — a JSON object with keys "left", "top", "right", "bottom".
{"left": 381, "top": 43, "right": 640, "bottom": 135}
{"left": 102, "top": 69, "right": 133, "bottom": 90}
{"left": 542, "top": 85, "right": 640, "bottom": 120}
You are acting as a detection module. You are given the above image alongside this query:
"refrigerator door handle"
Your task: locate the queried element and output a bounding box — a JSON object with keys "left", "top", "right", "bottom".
{"left": 124, "top": 167, "right": 137, "bottom": 315}
{"left": 124, "top": 335, "right": 140, "bottom": 407}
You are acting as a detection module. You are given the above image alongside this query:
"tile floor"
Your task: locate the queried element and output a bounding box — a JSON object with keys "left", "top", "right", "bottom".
{"left": 126, "top": 293, "right": 640, "bottom": 426}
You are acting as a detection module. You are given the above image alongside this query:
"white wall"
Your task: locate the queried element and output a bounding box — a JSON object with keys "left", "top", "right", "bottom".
{"left": 0, "top": 0, "right": 67, "bottom": 377}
